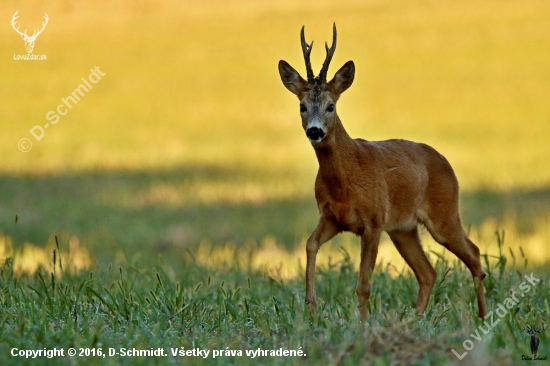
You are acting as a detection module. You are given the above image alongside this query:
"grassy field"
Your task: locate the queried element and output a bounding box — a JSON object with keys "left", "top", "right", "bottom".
{"left": 1, "top": 0, "right": 550, "bottom": 364}
{"left": 0, "top": 240, "right": 549, "bottom": 365}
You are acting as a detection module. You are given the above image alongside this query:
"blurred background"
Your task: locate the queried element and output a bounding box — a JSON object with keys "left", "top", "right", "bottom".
{"left": 1, "top": 0, "right": 549, "bottom": 275}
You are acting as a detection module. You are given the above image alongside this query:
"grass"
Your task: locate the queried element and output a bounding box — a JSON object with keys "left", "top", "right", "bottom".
{"left": 0, "top": 236, "right": 548, "bottom": 365}
{"left": 1, "top": 0, "right": 549, "bottom": 261}
{"left": 1, "top": 0, "right": 550, "bottom": 364}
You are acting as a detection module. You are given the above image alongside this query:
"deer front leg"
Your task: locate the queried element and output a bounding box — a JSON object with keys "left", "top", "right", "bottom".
{"left": 357, "top": 229, "right": 381, "bottom": 322}
{"left": 305, "top": 217, "right": 340, "bottom": 309}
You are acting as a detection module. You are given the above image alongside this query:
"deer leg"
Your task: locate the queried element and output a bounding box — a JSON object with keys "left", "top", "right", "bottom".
{"left": 426, "top": 219, "right": 487, "bottom": 318}
{"left": 463, "top": 235, "right": 487, "bottom": 318}
{"left": 357, "top": 229, "right": 381, "bottom": 322}
{"left": 305, "top": 217, "right": 340, "bottom": 309}
{"left": 388, "top": 227, "right": 436, "bottom": 314}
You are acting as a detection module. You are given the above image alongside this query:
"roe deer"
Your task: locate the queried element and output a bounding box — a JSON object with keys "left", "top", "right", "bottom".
{"left": 278, "top": 23, "right": 486, "bottom": 321}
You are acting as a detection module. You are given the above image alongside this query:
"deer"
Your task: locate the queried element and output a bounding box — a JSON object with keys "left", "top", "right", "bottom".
{"left": 278, "top": 23, "right": 487, "bottom": 321}
{"left": 11, "top": 11, "right": 49, "bottom": 54}
{"left": 524, "top": 324, "right": 546, "bottom": 356}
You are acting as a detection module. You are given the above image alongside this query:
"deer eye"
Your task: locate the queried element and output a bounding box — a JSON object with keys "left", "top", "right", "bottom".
{"left": 326, "top": 104, "right": 335, "bottom": 113}
{"left": 300, "top": 104, "right": 307, "bottom": 113}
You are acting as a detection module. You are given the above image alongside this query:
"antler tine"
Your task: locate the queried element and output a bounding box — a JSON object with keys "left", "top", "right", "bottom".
{"left": 42, "top": 14, "right": 49, "bottom": 29}
{"left": 32, "top": 13, "right": 49, "bottom": 38}
{"left": 318, "top": 22, "right": 337, "bottom": 83}
{"left": 11, "top": 11, "right": 19, "bottom": 25}
{"left": 534, "top": 324, "right": 546, "bottom": 333}
{"left": 11, "top": 11, "right": 27, "bottom": 37}
{"left": 300, "top": 26, "right": 315, "bottom": 83}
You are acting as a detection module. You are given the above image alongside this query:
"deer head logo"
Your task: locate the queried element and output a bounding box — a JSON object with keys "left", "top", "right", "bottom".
{"left": 11, "top": 11, "right": 49, "bottom": 54}
{"left": 524, "top": 324, "right": 546, "bottom": 356}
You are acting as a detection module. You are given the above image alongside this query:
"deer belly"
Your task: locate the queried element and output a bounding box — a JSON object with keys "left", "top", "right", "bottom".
{"left": 329, "top": 205, "right": 367, "bottom": 235}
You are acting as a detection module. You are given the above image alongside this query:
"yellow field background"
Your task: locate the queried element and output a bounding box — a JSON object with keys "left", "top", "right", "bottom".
{"left": 1, "top": 0, "right": 549, "bottom": 275}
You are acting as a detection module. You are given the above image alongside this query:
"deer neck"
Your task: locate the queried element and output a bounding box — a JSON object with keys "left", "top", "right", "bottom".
{"left": 312, "top": 117, "right": 357, "bottom": 200}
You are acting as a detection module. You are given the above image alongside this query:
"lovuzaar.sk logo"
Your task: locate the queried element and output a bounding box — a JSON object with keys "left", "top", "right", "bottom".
{"left": 452, "top": 273, "right": 542, "bottom": 360}
{"left": 11, "top": 11, "right": 48, "bottom": 60}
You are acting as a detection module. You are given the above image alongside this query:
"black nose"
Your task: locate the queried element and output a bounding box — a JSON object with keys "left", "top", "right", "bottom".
{"left": 306, "top": 127, "right": 325, "bottom": 141}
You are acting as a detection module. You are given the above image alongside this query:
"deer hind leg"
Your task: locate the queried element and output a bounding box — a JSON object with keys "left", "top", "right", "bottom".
{"left": 425, "top": 217, "right": 487, "bottom": 318}
{"left": 388, "top": 227, "right": 436, "bottom": 315}
{"left": 305, "top": 217, "right": 340, "bottom": 309}
{"left": 357, "top": 229, "right": 382, "bottom": 322}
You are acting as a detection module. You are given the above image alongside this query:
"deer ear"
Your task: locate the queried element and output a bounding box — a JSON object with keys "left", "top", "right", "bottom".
{"left": 329, "top": 61, "right": 355, "bottom": 94}
{"left": 278, "top": 60, "right": 307, "bottom": 96}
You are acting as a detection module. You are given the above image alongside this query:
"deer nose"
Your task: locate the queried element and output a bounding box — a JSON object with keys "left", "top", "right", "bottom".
{"left": 306, "top": 127, "right": 325, "bottom": 141}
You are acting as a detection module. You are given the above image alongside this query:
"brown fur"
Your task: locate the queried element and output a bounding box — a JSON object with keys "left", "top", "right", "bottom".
{"left": 278, "top": 26, "right": 486, "bottom": 321}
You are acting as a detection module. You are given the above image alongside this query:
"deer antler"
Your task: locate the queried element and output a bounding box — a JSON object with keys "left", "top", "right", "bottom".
{"left": 534, "top": 324, "right": 547, "bottom": 333}
{"left": 300, "top": 26, "right": 315, "bottom": 84}
{"left": 524, "top": 325, "right": 533, "bottom": 333}
{"left": 11, "top": 11, "right": 27, "bottom": 38}
{"left": 318, "top": 22, "right": 337, "bottom": 83}
{"left": 29, "top": 13, "right": 49, "bottom": 41}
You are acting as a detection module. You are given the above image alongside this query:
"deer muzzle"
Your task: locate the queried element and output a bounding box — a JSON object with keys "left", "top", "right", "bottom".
{"left": 306, "top": 127, "right": 325, "bottom": 142}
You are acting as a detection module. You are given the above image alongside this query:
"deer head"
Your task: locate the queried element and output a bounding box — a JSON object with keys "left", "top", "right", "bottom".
{"left": 11, "top": 11, "right": 49, "bottom": 54}
{"left": 278, "top": 23, "right": 355, "bottom": 144}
